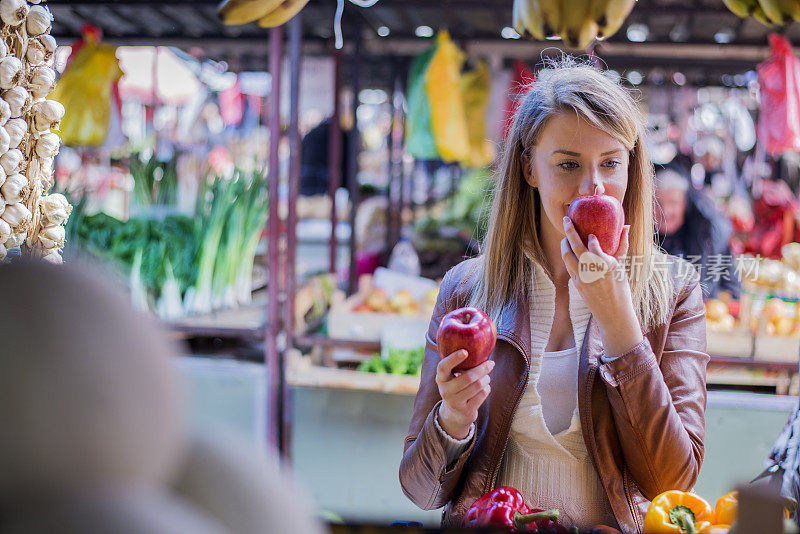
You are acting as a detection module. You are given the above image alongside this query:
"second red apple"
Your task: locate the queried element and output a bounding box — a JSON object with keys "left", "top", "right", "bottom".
{"left": 437, "top": 307, "right": 497, "bottom": 373}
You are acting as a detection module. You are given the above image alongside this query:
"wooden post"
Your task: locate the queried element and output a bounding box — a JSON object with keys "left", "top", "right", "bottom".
{"left": 282, "top": 11, "right": 302, "bottom": 461}
{"left": 328, "top": 49, "right": 343, "bottom": 274}
{"left": 346, "top": 15, "right": 362, "bottom": 296}
{"left": 265, "top": 25, "right": 283, "bottom": 453}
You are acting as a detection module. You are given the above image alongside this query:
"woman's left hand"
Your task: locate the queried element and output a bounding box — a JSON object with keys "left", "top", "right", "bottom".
{"left": 561, "top": 216, "right": 644, "bottom": 358}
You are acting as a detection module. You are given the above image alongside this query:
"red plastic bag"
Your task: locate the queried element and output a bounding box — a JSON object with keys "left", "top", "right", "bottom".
{"left": 757, "top": 34, "right": 800, "bottom": 156}
{"left": 501, "top": 60, "right": 535, "bottom": 140}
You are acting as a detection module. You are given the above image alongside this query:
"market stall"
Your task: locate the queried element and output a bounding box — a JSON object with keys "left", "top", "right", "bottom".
{"left": 35, "top": 0, "right": 800, "bottom": 529}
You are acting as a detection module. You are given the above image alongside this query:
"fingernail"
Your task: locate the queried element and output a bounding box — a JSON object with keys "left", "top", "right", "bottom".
{"left": 589, "top": 234, "right": 596, "bottom": 242}
{"left": 563, "top": 216, "right": 570, "bottom": 225}
{"left": 489, "top": 361, "right": 495, "bottom": 369}
{"left": 460, "top": 350, "right": 468, "bottom": 358}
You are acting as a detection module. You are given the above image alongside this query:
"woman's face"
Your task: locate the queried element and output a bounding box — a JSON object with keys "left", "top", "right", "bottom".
{"left": 524, "top": 112, "right": 630, "bottom": 242}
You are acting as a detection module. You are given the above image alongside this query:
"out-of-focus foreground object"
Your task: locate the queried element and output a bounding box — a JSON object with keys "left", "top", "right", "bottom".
{"left": 0, "top": 259, "right": 327, "bottom": 534}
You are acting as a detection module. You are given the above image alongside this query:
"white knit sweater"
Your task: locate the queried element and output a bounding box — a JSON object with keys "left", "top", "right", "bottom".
{"left": 436, "top": 261, "right": 617, "bottom": 529}
{"left": 495, "top": 261, "right": 616, "bottom": 530}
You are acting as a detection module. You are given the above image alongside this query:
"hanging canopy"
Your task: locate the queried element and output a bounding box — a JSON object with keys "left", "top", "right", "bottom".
{"left": 117, "top": 46, "right": 202, "bottom": 105}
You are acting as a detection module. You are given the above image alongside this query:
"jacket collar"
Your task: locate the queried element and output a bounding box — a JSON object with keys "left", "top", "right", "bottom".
{"left": 496, "top": 283, "right": 532, "bottom": 362}
{"left": 494, "top": 260, "right": 602, "bottom": 367}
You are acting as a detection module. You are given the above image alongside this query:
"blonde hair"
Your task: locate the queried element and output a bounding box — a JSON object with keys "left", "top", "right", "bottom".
{"left": 469, "top": 58, "right": 673, "bottom": 331}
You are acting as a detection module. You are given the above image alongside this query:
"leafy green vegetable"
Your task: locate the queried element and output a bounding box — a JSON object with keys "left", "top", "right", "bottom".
{"left": 130, "top": 152, "right": 179, "bottom": 207}
{"left": 357, "top": 347, "right": 425, "bottom": 376}
{"left": 414, "top": 167, "right": 493, "bottom": 241}
{"left": 65, "top": 168, "right": 267, "bottom": 319}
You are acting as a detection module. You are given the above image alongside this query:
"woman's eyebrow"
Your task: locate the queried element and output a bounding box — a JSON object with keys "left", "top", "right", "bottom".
{"left": 552, "top": 149, "right": 624, "bottom": 157}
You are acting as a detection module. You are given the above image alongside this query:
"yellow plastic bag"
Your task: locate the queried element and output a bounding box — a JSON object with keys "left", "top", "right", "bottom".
{"left": 460, "top": 60, "right": 495, "bottom": 168}
{"left": 424, "top": 31, "right": 469, "bottom": 164}
{"left": 50, "top": 39, "right": 122, "bottom": 146}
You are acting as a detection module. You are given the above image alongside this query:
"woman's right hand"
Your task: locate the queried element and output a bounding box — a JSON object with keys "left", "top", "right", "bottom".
{"left": 436, "top": 350, "right": 494, "bottom": 440}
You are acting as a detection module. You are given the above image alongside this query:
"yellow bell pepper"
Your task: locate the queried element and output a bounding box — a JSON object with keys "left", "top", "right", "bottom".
{"left": 714, "top": 491, "right": 738, "bottom": 526}
{"left": 713, "top": 490, "right": 795, "bottom": 526}
{"left": 644, "top": 490, "right": 715, "bottom": 534}
{"left": 699, "top": 525, "right": 730, "bottom": 534}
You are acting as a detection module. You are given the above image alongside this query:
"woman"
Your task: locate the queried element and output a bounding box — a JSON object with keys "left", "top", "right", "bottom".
{"left": 399, "top": 60, "right": 709, "bottom": 533}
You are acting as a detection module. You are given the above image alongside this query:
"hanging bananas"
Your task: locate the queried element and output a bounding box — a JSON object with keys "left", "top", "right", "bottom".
{"left": 759, "top": 0, "right": 800, "bottom": 23}
{"left": 219, "top": 0, "right": 283, "bottom": 25}
{"left": 513, "top": 0, "right": 545, "bottom": 40}
{"left": 722, "top": 0, "right": 800, "bottom": 24}
{"left": 560, "top": 0, "right": 598, "bottom": 48}
{"left": 511, "top": 0, "right": 637, "bottom": 49}
{"left": 593, "top": 0, "right": 636, "bottom": 39}
{"left": 257, "top": 0, "right": 310, "bottom": 27}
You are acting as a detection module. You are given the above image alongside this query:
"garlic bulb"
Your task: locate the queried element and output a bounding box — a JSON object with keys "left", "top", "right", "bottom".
{"left": 1, "top": 149, "right": 22, "bottom": 175}
{"left": 26, "top": 5, "right": 51, "bottom": 36}
{"left": 3, "top": 86, "right": 30, "bottom": 118}
{"left": 0, "top": 125, "right": 9, "bottom": 154}
{"left": 28, "top": 35, "right": 55, "bottom": 65}
{"left": 32, "top": 100, "right": 63, "bottom": 132}
{"left": 35, "top": 132, "right": 59, "bottom": 158}
{"left": 40, "top": 193, "right": 71, "bottom": 226}
{"left": 0, "top": 219, "right": 10, "bottom": 243}
{"left": 42, "top": 250, "right": 62, "bottom": 264}
{"left": 0, "top": 56, "right": 22, "bottom": 90}
{"left": 2, "top": 202, "right": 31, "bottom": 230}
{"left": 0, "top": 99, "right": 10, "bottom": 127}
{"left": 26, "top": 39, "right": 44, "bottom": 66}
{"left": 1, "top": 173, "right": 27, "bottom": 204}
{"left": 38, "top": 34, "right": 56, "bottom": 60}
{"left": 5, "top": 231, "right": 25, "bottom": 248}
{"left": 5, "top": 117, "right": 24, "bottom": 148}
{"left": 0, "top": 0, "right": 28, "bottom": 26}
{"left": 28, "top": 65, "right": 55, "bottom": 99}
{"left": 38, "top": 224, "right": 64, "bottom": 249}
{"left": 0, "top": 243, "right": 6, "bottom": 261}
{"left": 39, "top": 155, "right": 52, "bottom": 178}
{"left": 0, "top": 195, "right": 5, "bottom": 217}
{"left": 0, "top": 166, "right": 6, "bottom": 188}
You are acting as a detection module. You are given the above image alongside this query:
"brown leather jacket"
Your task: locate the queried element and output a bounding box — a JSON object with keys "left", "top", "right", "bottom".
{"left": 399, "top": 256, "right": 709, "bottom": 533}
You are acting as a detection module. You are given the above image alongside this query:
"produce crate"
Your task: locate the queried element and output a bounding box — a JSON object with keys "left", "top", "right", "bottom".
{"left": 327, "top": 294, "right": 429, "bottom": 342}
{"left": 750, "top": 301, "right": 800, "bottom": 363}
{"left": 326, "top": 270, "right": 436, "bottom": 343}
{"left": 706, "top": 329, "right": 753, "bottom": 359}
{"left": 753, "top": 333, "right": 800, "bottom": 363}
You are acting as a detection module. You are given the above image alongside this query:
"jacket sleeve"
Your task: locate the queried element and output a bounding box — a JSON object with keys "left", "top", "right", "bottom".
{"left": 597, "top": 276, "right": 709, "bottom": 500}
{"left": 399, "top": 267, "right": 477, "bottom": 510}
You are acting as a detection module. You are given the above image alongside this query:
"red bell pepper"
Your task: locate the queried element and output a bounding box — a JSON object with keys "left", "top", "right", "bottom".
{"left": 463, "top": 486, "right": 561, "bottom": 532}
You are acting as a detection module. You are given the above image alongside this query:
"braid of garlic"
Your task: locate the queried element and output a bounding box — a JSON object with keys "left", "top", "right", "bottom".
{"left": 1, "top": 0, "right": 69, "bottom": 263}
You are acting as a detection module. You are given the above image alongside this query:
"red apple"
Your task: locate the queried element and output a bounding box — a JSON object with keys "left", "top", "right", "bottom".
{"left": 567, "top": 194, "right": 625, "bottom": 254}
{"left": 436, "top": 307, "right": 497, "bottom": 373}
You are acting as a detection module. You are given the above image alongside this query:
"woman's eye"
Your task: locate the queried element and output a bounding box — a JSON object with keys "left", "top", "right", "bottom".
{"left": 558, "top": 161, "right": 579, "bottom": 170}
{"left": 602, "top": 160, "right": 622, "bottom": 168}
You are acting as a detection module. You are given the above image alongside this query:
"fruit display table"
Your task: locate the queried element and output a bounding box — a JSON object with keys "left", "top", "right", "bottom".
{"left": 176, "top": 355, "right": 799, "bottom": 527}
{"left": 706, "top": 328, "right": 800, "bottom": 395}
{"left": 288, "top": 356, "right": 420, "bottom": 395}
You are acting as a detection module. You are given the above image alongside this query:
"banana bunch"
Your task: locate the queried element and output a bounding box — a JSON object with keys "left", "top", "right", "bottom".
{"left": 723, "top": 0, "right": 800, "bottom": 24}
{"left": 513, "top": 0, "right": 636, "bottom": 49}
{"left": 219, "top": 0, "right": 310, "bottom": 27}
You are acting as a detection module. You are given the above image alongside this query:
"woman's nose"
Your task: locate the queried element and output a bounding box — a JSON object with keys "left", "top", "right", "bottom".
{"left": 578, "top": 171, "right": 604, "bottom": 196}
